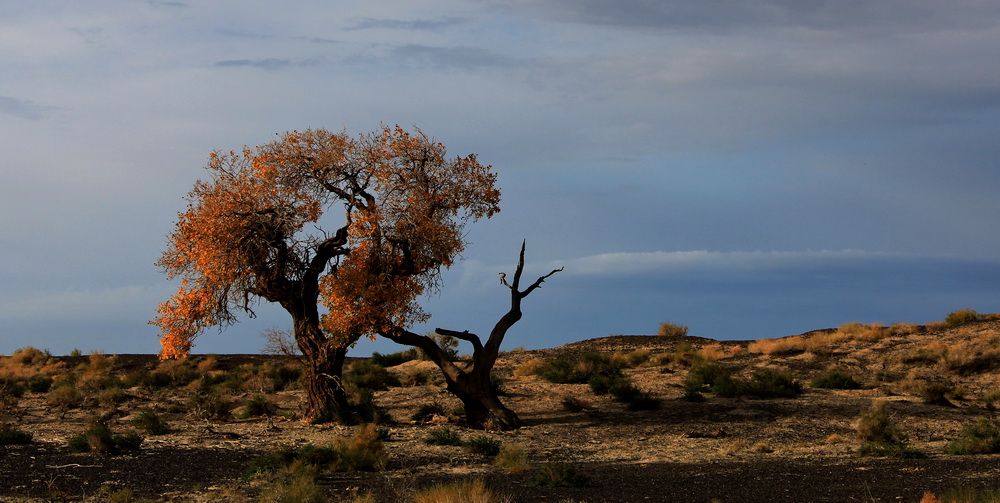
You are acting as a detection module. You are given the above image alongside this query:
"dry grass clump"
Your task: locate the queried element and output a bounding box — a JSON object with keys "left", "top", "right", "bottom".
{"left": 494, "top": 444, "right": 530, "bottom": 473}
{"left": 748, "top": 336, "right": 808, "bottom": 356}
{"left": 610, "top": 349, "right": 651, "bottom": 368}
{"left": 836, "top": 322, "right": 888, "bottom": 342}
{"left": 414, "top": 479, "right": 511, "bottom": 503}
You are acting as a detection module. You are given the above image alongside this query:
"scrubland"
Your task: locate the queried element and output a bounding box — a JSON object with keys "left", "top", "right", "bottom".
{"left": 3, "top": 310, "right": 1000, "bottom": 502}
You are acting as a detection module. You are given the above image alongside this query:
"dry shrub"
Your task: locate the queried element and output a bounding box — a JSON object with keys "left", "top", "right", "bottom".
{"left": 610, "top": 349, "right": 651, "bottom": 368}
{"left": 942, "top": 336, "right": 1000, "bottom": 375}
{"left": 825, "top": 433, "right": 847, "bottom": 444}
{"left": 888, "top": 323, "right": 921, "bottom": 336}
{"left": 658, "top": 321, "right": 689, "bottom": 337}
{"left": 513, "top": 357, "right": 545, "bottom": 377}
{"left": 946, "top": 309, "right": 980, "bottom": 327}
{"left": 925, "top": 321, "right": 949, "bottom": 332}
{"left": 837, "top": 322, "right": 887, "bottom": 342}
{"left": 399, "top": 367, "right": 434, "bottom": 387}
{"left": 748, "top": 336, "right": 806, "bottom": 356}
{"left": 696, "top": 344, "right": 726, "bottom": 361}
{"left": 414, "top": 479, "right": 510, "bottom": 503}
{"left": 495, "top": 444, "right": 530, "bottom": 473}
{"left": 920, "top": 492, "right": 943, "bottom": 503}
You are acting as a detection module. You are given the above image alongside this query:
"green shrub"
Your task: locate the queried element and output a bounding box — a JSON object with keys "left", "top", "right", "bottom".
{"left": 369, "top": 349, "right": 418, "bottom": 367}
{"left": 27, "top": 374, "right": 54, "bottom": 393}
{"left": 535, "top": 353, "right": 622, "bottom": 384}
{"left": 466, "top": 435, "right": 502, "bottom": 456}
{"left": 130, "top": 408, "right": 170, "bottom": 436}
{"left": 684, "top": 362, "right": 733, "bottom": 394}
{"left": 741, "top": 369, "right": 803, "bottom": 399}
{"left": 345, "top": 360, "right": 399, "bottom": 391}
{"left": 944, "top": 419, "right": 1000, "bottom": 454}
{"left": 242, "top": 395, "right": 280, "bottom": 418}
{"left": 424, "top": 426, "right": 464, "bottom": 446}
{"left": 529, "top": 462, "right": 590, "bottom": 488}
{"left": 265, "top": 363, "right": 303, "bottom": 391}
{"left": 811, "top": 369, "right": 862, "bottom": 390}
{"left": 856, "top": 401, "right": 923, "bottom": 458}
{"left": 256, "top": 461, "right": 324, "bottom": 503}
{"left": 0, "top": 377, "right": 26, "bottom": 399}
{"left": 946, "top": 309, "right": 980, "bottom": 327}
{"left": 46, "top": 381, "right": 82, "bottom": 409}
{"left": 246, "top": 424, "right": 386, "bottom": 479}
{"left": 187, "top": 391, "right": 235, "bottom": 421}
{"left": 67, "top": 419, "right": 143, "bottom": 454}
{"left": 0, "top": 424, "right": 32, "bottom": 445}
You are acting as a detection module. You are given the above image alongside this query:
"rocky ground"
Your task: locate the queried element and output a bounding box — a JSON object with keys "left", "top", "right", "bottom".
{"left": 3, "top": 320, "right": 1000, "bottom": 502}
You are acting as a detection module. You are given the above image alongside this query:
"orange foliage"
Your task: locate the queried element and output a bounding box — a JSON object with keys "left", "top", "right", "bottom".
{"left": 151, "top": 126, "right": 499, "bottom": 358}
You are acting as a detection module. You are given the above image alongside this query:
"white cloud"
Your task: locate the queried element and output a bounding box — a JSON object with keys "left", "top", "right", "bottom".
{"left": 558, "top": 249, "right": 885, "bottom": 276}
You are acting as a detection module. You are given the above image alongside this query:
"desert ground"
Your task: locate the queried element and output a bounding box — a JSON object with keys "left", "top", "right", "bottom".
{"left": 3, "top": 315, "right": 1000, "bottom": 502}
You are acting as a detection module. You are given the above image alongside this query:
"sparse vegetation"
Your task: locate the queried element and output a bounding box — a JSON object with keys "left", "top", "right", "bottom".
{"left": 946, "top": 309, "right": 980, "bottom": 327}
{"left": 0, "top": 424, "right": 32, "bottom": 445}
{"left": 466, "top": 435, "right": 502, "bottom": 456}
{"left": 414, "top": 479, "right": 510, "bottom": 503}
{"left": 944, "top": 419, "right": 1000, "bottom": 455}
{"left": 856, "top": 401, "right": 924, "bottom": 458}
{"left": 811, "top": 369, "right": 862, "bottom": 389}
{"left": 67, "top": 418, "right": 143, "bottom": 454}
{"left": 424, "top": 426, "right": 464, "bottom": 446}
{"left": 529, "top": 462, "right": 591, "bottom": 488}
{"left": 130, "top": 408, "right": 170, "bottom": 435}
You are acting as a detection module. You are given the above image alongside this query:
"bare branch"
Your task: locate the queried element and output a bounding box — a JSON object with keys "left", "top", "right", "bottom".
{"left": 435, "top": 328, "right": 484, "bottom": 355}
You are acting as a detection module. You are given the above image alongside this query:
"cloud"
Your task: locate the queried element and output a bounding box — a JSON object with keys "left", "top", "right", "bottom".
{"left": 212, "top": 57, "right": 326, "bottom": 70}
{"left": 388, "top": 44, "right": 521, "bottom": 70}
{"left": 487, "top": 0, "right": 1000, "bottom": 34}
{"left": 345, "top": 16, "right": 466, "bottom": 31}
{"left": 0, "top": 96, "right": 53, "bottom": 120}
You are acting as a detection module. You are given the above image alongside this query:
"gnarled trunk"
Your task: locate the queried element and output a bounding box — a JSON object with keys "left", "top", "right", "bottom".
{"left": 448, "top": 373, "right": 522, "bottom": 430}
{"left": 290, "top": 309, "right": 351, "bottom": 422}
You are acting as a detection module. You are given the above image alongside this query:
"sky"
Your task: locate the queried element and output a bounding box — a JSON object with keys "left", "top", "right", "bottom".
{"left": 2, "top": 0, "right": 1000, "bottom": 356}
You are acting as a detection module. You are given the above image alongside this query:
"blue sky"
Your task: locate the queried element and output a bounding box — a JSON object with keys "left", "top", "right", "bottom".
{"left": 2, "top": 0, "right": 1000, "bottom": 356}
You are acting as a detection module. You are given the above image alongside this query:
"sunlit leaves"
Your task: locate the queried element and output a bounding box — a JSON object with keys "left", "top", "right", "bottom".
{"left": 151, "top": 125, "right": 499, "bottom": 359}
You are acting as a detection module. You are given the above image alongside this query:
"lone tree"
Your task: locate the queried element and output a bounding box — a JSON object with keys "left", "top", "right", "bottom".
{"left": 152, "top": 126, "right": 500, "bottom": 420}
{"left": 380, "top": 241, "right": 562, "bottom": 429}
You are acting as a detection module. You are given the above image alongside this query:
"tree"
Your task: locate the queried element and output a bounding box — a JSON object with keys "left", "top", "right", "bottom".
{"left": 380, "top": 241, "right": 562, "bottom": 430}
{"left": 151, "top": 126, "right": 499, "bottom": 420}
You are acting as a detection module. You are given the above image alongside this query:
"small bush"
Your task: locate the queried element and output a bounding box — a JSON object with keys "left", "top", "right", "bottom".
{"left": 265, "top": 363, "right": 303, "bottom": 391}
{"left": 856, "top": 401, "right": 923, "bottom": 458}
{"left": 130, "top": 408, "right": 170, "bottom": 435}
{"left": 370, "top": 349, "right": 418, "bottom": 367}
{"left": 187, "top": 391, "right": 235, "bottom": 421}
{"left": 46, "top": 381, "right": 82, "bottom": 409}
{"left": 0, "top": 424, "right": 32, "bottom": 445}
{"left": 657, "top": 321, "right": 689, "bottom": 337}
{"left": 256, "top": 460, "right": 324, "bottom": 503}
{"left": 920, "top": 382, "right": 956, "bottom": 406}
{"left": 345, "top": 360, "right": 400, "bottom": 391}
{"left": 944, "top": 419, "right": 1000, "bottom": 455}
{"left": 67, "top": 419, "right": 143, "bottom": 454}
{"left": 399, "top": 367, "right": 434, "bottom": 387}
{"left": 246, "top": 424, "right": 386, "bottom": 479}
{"left": 529, "top": 462, "right": 590, "bottom": 488}
{"left": 27, "top": 374, "right": 54, "bottom": 393}
{"left": 535, "top": 353, "right": 622, "bottom": 385}
{"left": 466, "top": 435, "right": 502, "bottom": 456}
{"left": 495, "top": 444, "right": 530, "bottom": 473}
{"left": 811, "top": 369, "right": 862, "bottom": 390}
{"left": 424, "top": 426, "right": 464, "bottom": 446}
{"left": 242, "top": 395, "right": 280, "bottom": 418}
{"left": 946, "top": 309, "right": 980, "bottom": 327}
{"left": 414, "top": 479, "right": 509, "bottom": 503}
{"left": 741, "top": 369, "right": 803, "bottom": 399}
{"left": 857, "top": 401, "right": 906, "bottom": 445}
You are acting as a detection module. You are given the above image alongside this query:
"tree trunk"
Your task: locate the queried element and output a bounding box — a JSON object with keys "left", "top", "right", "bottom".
{"left": 448, "top": 373, "right": 523, "bottom": 430}
{"left": 290, "top": 311, "right": 351, "bottom": 422}
{"left": 302, "top": 345, "right": 350, "bottom": 421}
